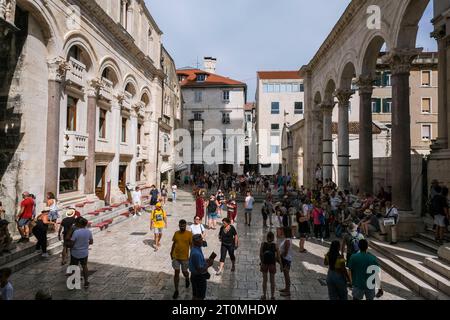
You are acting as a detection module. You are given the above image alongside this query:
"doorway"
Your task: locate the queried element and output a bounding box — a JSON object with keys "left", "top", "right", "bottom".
{"left": 119, "top": 165, "right": 127, "bottom": 194}
{"left": 95, "top": 166, "right": 106, "bottom": 200}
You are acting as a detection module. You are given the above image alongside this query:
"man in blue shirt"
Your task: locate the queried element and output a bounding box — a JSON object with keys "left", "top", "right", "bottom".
{"left": 189, "top": 234, "right": 214, "bottom": 300}
{"left": 348, "top": 239, "right": 383, "bottom": 300}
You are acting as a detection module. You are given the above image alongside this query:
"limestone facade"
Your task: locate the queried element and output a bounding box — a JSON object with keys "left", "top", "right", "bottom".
{"left": 177, "top": 59, "right": 247, "bottom": 175}
{"left": 0, "top": 0, "right": 176, "bottom": 223}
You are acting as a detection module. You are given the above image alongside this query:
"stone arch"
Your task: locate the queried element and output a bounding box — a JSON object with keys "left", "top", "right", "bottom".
{"left": 394, "top": 0, "right": 431, "bottom": 49}
{"left": 16, "top": 0, "right": 61, "bottom": 56}
{"left": 123, "top": 74, "right": 138, "bottom": 98}
{"left": 63, "top": 32, "right": 98, "bottom": 74}
{"left": 360, "top": 34, "right": 389, "bottom": 77}
{"left": 140, "top": 87, "right": 152, "bottom": 106}
{"left": 337, "top": 54, "right": 357, "bottom": 90}
{"left": 323, "top": 79, "right": 336, "bottom": 104}
{"left": 99, "top": 57, "right": 122, "bottom": 89}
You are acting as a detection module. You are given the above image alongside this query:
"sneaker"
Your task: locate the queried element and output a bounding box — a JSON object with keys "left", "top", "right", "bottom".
{"left": 41, "top": 253, "right": 49, "bottom": 258}
{"left": 185, "top": 278, "right": 190, "bottom": 288}
{"left": 132, "top": 214, "right": 137, "bottom": 219}
{"left": 172, "top": 290, "right": 179, "bottom": 299}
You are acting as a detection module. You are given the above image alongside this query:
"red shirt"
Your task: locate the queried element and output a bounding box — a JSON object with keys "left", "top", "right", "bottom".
{"left": 20, "top": 197, "right": 34, "bottom": 219}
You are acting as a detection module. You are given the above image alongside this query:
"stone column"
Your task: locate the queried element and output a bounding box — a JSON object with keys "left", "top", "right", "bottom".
{"left": 121, "top": 0, "right": 128, "bottom": 25}
{"left": 129, "top": 109, "right": 138, "bottom": 185}
{"left": 383, "top": 48, "right": 422, "bottom": 212}
{"left": 110, "top": 97, "right": 122, "bottom": 193}
{"left": 321, "top": 103, "right": 334, "bottom": 181}
{"left": 45, "top": 58, "right": 69, "bottom": 196}
{"left": 84, "top": 81, "right": 100, "bottom": 195}
{"left": 335, "top": 89, "right": 353, "bottom": 190}
{"left": 431, "top": 27, "right": 448, "bottom": 150}
{"left": 356, "top": 76, "right": 374, "bottom": 194}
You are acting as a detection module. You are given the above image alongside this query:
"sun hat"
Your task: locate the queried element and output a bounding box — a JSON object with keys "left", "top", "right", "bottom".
{"left": 65, "top": 209, "right": 76, "bottom": 218}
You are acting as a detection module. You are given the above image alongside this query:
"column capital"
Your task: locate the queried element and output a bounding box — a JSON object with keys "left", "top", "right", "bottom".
{"left": 47, "top": 57, "right": 70, "bottom": 82}
{"left": 87, "top": 78, "right": 102, "bottom": 98}
{"left": 320, "top": 102, "right": 335, "bottom": 115}
{"left": 381, "top": 48, "right": 423, "bottom": 75}
{"left": 355, "top": 76, "right": 374, "bottom": 95}
{"left": 431, "top": 25, "right": 446, "bottom": 41}
{"left": 334, "top": 89, "right": 354, "bottom": 105}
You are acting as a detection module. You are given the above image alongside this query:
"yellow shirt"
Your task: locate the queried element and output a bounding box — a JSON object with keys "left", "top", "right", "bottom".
{"left": 172, "top": 231, "right": 193, "bottom": 260}
{"left": 151, "top": 209, "right": 167, "bottom": 229}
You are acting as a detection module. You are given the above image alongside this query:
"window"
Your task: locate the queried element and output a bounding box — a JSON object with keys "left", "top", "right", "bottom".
{"left": 267, "top": 84, "right": 274, "bottom": 93}
{"left": 263, "top": 84, "right": 268, "bottom": 93}
{"left": 422, "top": 71, "right": 431, "bottom": 86}
{"left": 99, "top": 109, "right": 107, "bottom": 139}
{"left": 137, "top": 123, "right": 142, "bottom": 145}
{"left": 382, "top": 72, "right": 391, "bottom": 87}
{"left": 421, "top": 98, "right": 431, "bottom": 113}
{"left": 421, "top": 124, "right": 431, "bottom": 141}
{"left": 163, "top": 135, "right": 169, "bottom": 153}
{"left": 300, "top": 83, "right": 304, "bottom": 92}
{"left": 66, "top": 96, "right": 77, "bottom": 131}
{"left": 271, "top": 123, "right": 280, "bottom": 130}
{"left": 196, "top": 74, "right": 206, "bottom": 82}
{"left": 59, "top": 168, "right": 79, "bottom": 194}
{"left": 292, "top": 84, "right": 300, "bottom": 92}
{"left": 271, "top": 145, "right": 280, "bottom": 154}
{"left": 373, "top": 72, "right": 382, "bottom": 87}
{"left": 223, "top": 137, "right": 229, "bottom": 150}
{"left": 193, "top": 112, "right": 202, "bottom": 121}
{"left": 286, "top": 84, "right": 292, "bottom": 92}
{"left": 382, "top": 98, "right": 392, "bottom": 114}
{"left": 280, "top": 84, "right": 287, "bottom": 92}
{"left": 222, "top": 112, "right": 231, "bottom": 124}
{"left": 271, "top": 102, "right": 280, "bottom": 114}
{"left": 194, "top": 91, "right": 202, "bottom": 103}
{"left": 372, "top": 98, "right": 381, "bottom": 113}
{"left": 121, "top": 117, "right": 127, "bottom": 143}
{"left": 246, "top": 114, "right": 252, "bottom": 122}
{"left": 223, "top": 90, "right": 230, "bottom": 102}
{"left": 294, "top": 102, "right": 304, "bottom": 115}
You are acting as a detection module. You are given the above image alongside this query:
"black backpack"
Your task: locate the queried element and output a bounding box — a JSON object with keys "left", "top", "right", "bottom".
{"left": 262, "top": 242, "right": 276, "bottom": 265}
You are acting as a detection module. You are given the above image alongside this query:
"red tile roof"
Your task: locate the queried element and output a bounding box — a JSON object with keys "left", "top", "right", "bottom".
{"left": 176, "top": 68, "right": 246, "bottom": 88}
{"left": 245, "top": 103, "right": 255, "bottom": 111}
{"left": 257, "top": 71, "right": 303, "bottom": 80}
{"left": 332, "top": 122, "right": 382, "bottom": 135}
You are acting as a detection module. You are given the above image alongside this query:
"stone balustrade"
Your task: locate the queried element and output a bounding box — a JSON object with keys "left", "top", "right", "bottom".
{"left": 99, "top": 77, "right": 113, "bottom": 101}
{"left": 136, "top": 144, "right": 148, "bottom": 161}
{"left": 63, "top": 131, "right": 88, "bottom": 158}
{"left": 65, "top": 57, "right": 86, "bottom": 88}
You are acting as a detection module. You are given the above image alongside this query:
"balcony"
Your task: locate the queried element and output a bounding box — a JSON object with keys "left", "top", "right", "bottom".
{"left": 65, "top": 57, "right": 86, "bottom": 89}
{"left": 63, "top": 131, "right": 88, "bottom": 159}
{"left": 99, "top": 78, "right": 113, "bottom": 102}
{"left": 136, "top": 144, "right": 148, "bottom": 162}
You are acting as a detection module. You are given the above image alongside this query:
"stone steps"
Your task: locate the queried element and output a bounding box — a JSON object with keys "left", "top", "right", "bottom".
{"left": 369, "top": 240, "right": 450, "bottom": 298}
{"left": 411, "top": 236, "right": 441, "bottom": 253}
{"left": 424, "top": 257, "right": 450, "bottom": 279}
{"left": 0, "top": 201, "right": 139, "bottom": 273}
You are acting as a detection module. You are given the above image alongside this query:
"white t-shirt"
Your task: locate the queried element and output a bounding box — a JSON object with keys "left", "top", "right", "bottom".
{"left": 0, "top": 282, "right": 13, "bottom": 300}
{"left": 132, "top": 190, "right": 142, "bottom": 204}
{"left": 190, "top": 223, "right": 205, "bottom": 236}
{"left": 71, "top": 228, "right": 93, "bottom": 259}
{"left": 245, "top": 196, "right": 254, "bottom": 209}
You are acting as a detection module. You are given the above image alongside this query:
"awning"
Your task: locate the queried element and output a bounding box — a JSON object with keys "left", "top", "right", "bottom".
{"left": 160, "top": 162, "right": 173, "bottom": 173}
{"left": 175, "top": 161, "right": 188, "bottom": 172}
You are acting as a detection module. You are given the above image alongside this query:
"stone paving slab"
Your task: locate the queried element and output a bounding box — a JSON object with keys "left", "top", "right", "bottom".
{"left": 8, "top": 188, "right": 421, "bottom": 300}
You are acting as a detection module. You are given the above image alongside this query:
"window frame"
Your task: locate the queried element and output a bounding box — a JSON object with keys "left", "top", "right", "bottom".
{"left": 271, "top": 102, "right": 280, "bottom": 115}
{"left": 421, "top": 124, "right": 432, "bottom": 141}
{"left": 194, "top": 91, "right": 202, "bottom": 103}
{"left": 421, "top": 97, "right": 432, "bottom": 114}
{"left": 59, "top": 167, "right": 79, "bottom": 194}
{"left": 121, "top": 117, "right": 127, "bottom": 143}
{"left": 98, "top": 108, "right": 107, "bottom": 139}
{"left": 66, "top": 96, "right": 78, "bottom": 132}
{"left": 421, "top": 70, "right": 432, "bottom": 87}
{"left": 223, "top": 90, "right": 230, "bottom": 102}
{"left": 294, "top": 102, "right": 304, "bottom": 115}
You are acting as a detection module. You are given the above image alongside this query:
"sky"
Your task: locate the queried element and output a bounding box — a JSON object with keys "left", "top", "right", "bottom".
{"left": 146, "top": 0, "right": 436, "bottom": 101}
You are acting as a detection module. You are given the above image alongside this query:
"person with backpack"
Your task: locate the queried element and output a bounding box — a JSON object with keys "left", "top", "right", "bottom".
{"left": 206, "top": 195, "right": 219, "bottom": 230}
{"left": 58, "top": 209, "right": 77, "bottom": 265}
{"left": 341, "top": 223, "right": 365, "bottom": 266}
{"left": 259, "top": 231, "right": 280, "bottom": 300}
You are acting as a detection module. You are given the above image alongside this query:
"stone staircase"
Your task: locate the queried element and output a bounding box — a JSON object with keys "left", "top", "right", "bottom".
{"left": 0, "top": 199, "right": 150, "bottom": 273}
{"left": 369, "top": 239, "right": 450, "bottom": 300}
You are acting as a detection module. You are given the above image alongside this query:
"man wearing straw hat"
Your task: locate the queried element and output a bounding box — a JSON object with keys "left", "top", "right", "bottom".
{"left": 58, "top": 209, "right": 77, "bottom": 265}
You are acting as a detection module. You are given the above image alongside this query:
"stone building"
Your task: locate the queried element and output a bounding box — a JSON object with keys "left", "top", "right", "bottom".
{"left": 0, "top": 0, "right": 174, "bottom": 222}
{"left": 255, "top": 71, "right": 305, "bottom": 175}
{"left": 177, "top": 58, "right": 247, "bottom": 175}
{"left": 243, "top": 102, "right": 257, "bottom": 174}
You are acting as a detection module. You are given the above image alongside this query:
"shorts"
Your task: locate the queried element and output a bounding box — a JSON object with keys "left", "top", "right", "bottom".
{"left": 260, "top": 263, "right": 276, "bottom": 274}
{"left": 133, "top": 201, "right": 141, "bottom": 206}
{"left": 48, "top": 210, "right": 59, "bottom": 221}
{"left": 172, "top": 259, "right": 189, "bottom": 272}
{"left": 153, "top": 228, "right": 164, "bottom": 234}
{"left": 298, "top": 221, "right": 310, "bottom": 238}
{"left": 434, "top": 215, "right": 446, "bottom": 227}
{"left": 18, "top": 218, "right": 30, "bottom": 228}
{"left": 70, "top": 255, "right": 88, "bottom": 266}
{"left": 281, "top": 258, "right": 291, "bottom": 270}
{"left": 352, "top": 287, "right": 376, "bottom": 300}
{"left": 208, "top": 213, "right": 218, "bottom": 219}
{"left": 150, "top": 198, "right": 158, "bottom": 205}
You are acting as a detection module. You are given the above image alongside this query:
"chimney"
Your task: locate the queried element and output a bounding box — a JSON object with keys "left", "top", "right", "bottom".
{"left": 203, "top": 57, "right": 217, "bottom": 74}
